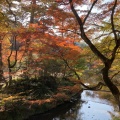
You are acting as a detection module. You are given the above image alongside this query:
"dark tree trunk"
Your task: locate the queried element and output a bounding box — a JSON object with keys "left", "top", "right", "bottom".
{"left": 102, "top": 67, "right": 120, "bottom": 110}
{"left": 0, "top": 40, "right": 4, "bottom": 86}
{"left": 7, "top": 35, "right": 18, "bottom": 87}
{"left": 30, "top": 0, "right": 36, "bottom": 23}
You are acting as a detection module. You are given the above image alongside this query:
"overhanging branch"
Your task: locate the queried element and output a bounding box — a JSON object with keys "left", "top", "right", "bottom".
{"left": 61, "top": 56, "right": 105, "bottom": 90}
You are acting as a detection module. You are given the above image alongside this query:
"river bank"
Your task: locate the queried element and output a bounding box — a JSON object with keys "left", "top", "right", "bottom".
{"left": 0, "top": 78, "right": 82, "bottom": 120}
{"left": 26, "top": 90, "right": 120, "bottom": 120}
{"left": 1, "top": 78, "right": 120, "bottom": 120}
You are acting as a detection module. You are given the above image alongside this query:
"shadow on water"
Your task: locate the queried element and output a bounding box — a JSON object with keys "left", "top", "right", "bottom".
{"left": 25, "top": 94, "right": 83, "bottom": 120}
{"left": 25, "top": 90, "right": 120, "bottom": 120}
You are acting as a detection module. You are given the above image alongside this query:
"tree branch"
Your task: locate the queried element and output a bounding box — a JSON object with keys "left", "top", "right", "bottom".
{"left": 61, "top": 56, "right": 105, "bottom": 90}
{"left": 111, "top": 70, "right": 120, "bottom": 80}
{"left": 83, "top": 0, "right": 98, "bottom": 25}
{"left": 8, "top": 35, "right": 18, "bottom": 68}
{"left": 5, "top": 0, "right": 17, "bottom": 25}
{"left": 69, "top": 0, "right": 108, "bottom": 63}
{"left": 111, "top": 0, "right": 118, "bottom": 44}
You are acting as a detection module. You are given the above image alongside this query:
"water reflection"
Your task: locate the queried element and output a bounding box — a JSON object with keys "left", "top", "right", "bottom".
{"left": 26, "top": 90, "right": 120, "bottom": 120}
{"left": 26, "top": 98, "right": 83, "bottom": 120}
{"left": 79, "top": 91, "right": 112, "bottom": 120}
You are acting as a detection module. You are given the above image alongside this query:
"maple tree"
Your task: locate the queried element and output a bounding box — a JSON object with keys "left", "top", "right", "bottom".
{"left": 0, "top": 0, "right": 82, "bottom": 87}
{"left": 54, "top": 0, "right": 120, "bottom": 109}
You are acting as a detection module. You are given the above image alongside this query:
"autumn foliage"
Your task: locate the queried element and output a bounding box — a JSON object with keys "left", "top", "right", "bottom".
{"left": 0, "top": 0, "right": 120, "bottom": 114}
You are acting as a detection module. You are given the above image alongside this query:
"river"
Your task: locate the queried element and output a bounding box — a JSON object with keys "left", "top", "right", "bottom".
{"left": 26, "top": 90, "right": 120, "bottom": 120}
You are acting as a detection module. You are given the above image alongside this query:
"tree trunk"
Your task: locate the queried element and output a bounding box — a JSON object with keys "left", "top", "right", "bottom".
{"left": 102, "top": 67, "right": 120, "bottom": 110}
{"left": 0, "top": 40, "right": 4, "bottom": 86}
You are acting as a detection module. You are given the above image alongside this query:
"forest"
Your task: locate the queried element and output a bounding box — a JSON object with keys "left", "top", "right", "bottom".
{"left": 0, "top": 0, "right": 120, "bottom": 119}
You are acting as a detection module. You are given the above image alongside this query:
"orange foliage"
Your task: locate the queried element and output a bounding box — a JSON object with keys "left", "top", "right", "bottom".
{"left": 58, "top": 84, "right": 80, "bottom": 94}
{"left": 0, "top": 0, "right": 83, "bottom": 78}
{"left": 28, "top": 98, "right": 53, "bottom": 105}
{"left": 71, "top": 84, "right": 81, "bottom": 93}
{"left": 52, "top": 93, "right": 70, "bottom": 101}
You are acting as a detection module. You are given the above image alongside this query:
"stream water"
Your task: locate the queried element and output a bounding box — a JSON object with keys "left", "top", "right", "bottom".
{"left": 76, "top": 90, "right": 119, "bottom": 120}
{"left": 27, "top": 90, "right": 120, "bottom": 120}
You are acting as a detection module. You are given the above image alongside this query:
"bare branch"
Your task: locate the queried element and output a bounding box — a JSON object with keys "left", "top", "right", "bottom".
{"left": 111, "top": 70, "right": 120, "bottom": 80}
{"left": 5, "top": 0, "right": 17, "bottom": 25}
{"left": 60, "top": 56, "right": 105, "bottom": 90}
{"left": 93, "top": 31, "right": 112, "bottom": 40}
{"left": 111, "top": 0, "right": 118, "bottom": 43}
{"left": 83, "top": 0, "right": 98, "bottom": 25}
{"left": 8, "top": 35, "right": 18, "bottom": 68}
